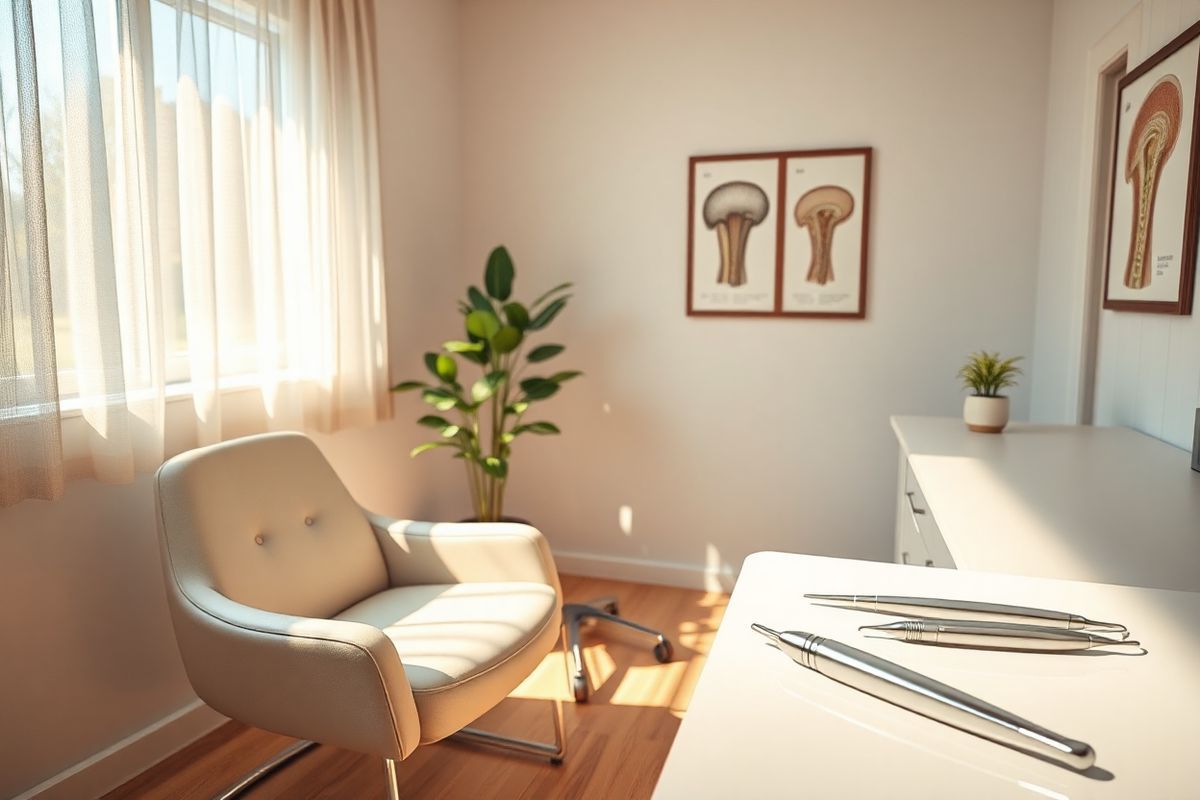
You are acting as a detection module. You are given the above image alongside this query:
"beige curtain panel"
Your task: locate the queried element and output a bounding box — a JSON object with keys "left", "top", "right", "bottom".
{"left": 0, "top": 0, "right": 388, "bottom": 507}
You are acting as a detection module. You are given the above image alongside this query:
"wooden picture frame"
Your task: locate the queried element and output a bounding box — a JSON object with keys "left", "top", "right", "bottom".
{"left": 1103, "top": 21, "right": 1200, "bottom": 315}
{"left": 686, "top": 147, "right": 871, "bottom": 318}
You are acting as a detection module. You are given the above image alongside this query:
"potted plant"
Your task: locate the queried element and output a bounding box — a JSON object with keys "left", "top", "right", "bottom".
{"left": 957, "top": 351, "right": 1022, "bottom": 433}
{"left": 391, "top": 246, "right": 580, "bottom": 521}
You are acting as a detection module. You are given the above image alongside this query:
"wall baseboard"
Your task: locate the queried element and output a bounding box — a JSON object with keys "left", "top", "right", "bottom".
{"left": 15, "top": 699, "right": 227, "bottom": 800}
{"left": 552, "top": 549, "right": 738, "bottom": 592}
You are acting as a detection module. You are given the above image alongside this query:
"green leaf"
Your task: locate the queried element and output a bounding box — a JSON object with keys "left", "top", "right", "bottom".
{"left": 531, "top": 281, "right": 572, "bottom": 309}
{"left": 471, "top": 370, "right": 507, "bottom": 403}
{"left": 467, "top": 286, "right": 494, "bottom": 313}
{"left": 471, "top": 380, "right": 495, "bottom": 404}
{"left": 444, "top": 340, "right": 484, "bottom": 353}
{"left": 425, "top": 352, "right": 458, "bottom": 383}
{"left": 411, "top": 442, "right": 452, "bottom": 457}
{"left": 390, "top": 380, "right": 427, "bottom": 392}
{"left": 481, "top": 456, "right": 508, "bottom": 478}
{"left": 417, "top": 415, "right": 452, "bottom": 429}
{"left": 466, "top": 309, "right": 502, "bottom": 340}
{"left": 513, "top": 421, "right": 561, "bottom": 436}
{"left": 503, "top": 302, "right": 530, "bottom": 330}
{"left": 461, "top": 347, "right": 490, "bottom": 365}
{"left": 492, "top": 325, "right": 523, "bottom": 354}
{"left": 485, "top": 246, "right": 515, "bottom": 301}
{"left": 440, "top": 424, "right": 461, "bottom": 438}
{"left": 528, "top": 296, "right": 569, "bottom": 330}
{"left": 520, "top": 377, "right": 560, "bottom": 400}
{"left": 527, "top": 344, "right": 564, "bottom": 362}
{"left": 506, "top": 401, "right": 529, "bottom": 415}
{"left": 436, "top": 354, "right": 458, "bottom": 382}
{"left": 500, "top": 432, "right": 516, "bottom": 445}
{"left": 422, "top": 389, "right": 459, "bottom": 411}
{"left": 549, "top": 370, "right": 582, "bottom": 383}
{"left": 457, "top": 300, "right": 472, "bottom": 315}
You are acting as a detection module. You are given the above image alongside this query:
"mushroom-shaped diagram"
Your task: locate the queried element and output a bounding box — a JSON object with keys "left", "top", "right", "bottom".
{"left": 1124, "top": 74, "right": 1182, "bottom": 290}
{"left": 703, "top": 181, "right": 770, "bottom": 287}
{"left": 794, "top": 185, "right": 854, "bottom": 286}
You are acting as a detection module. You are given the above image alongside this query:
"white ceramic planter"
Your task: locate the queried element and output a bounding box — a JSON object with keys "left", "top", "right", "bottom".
{"left": 963, "top": 395, "right": 1010, "bottom": 433}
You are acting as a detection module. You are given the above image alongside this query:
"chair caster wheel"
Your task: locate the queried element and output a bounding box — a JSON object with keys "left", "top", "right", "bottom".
{"left": 603, "top": 600, "right": 619, "bottom": 615}
{"left": 654, "top": 639, "right": 674, "bottom": 663}
{"left": 572, "top": 674, "right": 589, "bottom": 703}
{"left": 550, "top": 756, "right": 564, "bottom": 766}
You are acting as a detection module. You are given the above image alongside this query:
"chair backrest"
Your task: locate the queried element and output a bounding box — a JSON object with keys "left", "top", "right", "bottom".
{"left": 155, "top": 432, "right": 387, "bottom": 619}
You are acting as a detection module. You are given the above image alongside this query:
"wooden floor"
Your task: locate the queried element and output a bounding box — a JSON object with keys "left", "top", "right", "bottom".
{"left": 103, "top": 575, "right": 728, "bottom": 800}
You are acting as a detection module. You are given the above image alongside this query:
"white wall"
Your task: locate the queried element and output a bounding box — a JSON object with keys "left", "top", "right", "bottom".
{"left": 1029, "top": 0, "right": 1140, "bottom": 425}
{"left": 0, "top": 1, "right": 464, "bottom": 797}
{"left": 453, "top": 0, "right": 1052, "bottom": 577}
{"left": 1031, "top": 0, "right": 1200, "bottom": 450}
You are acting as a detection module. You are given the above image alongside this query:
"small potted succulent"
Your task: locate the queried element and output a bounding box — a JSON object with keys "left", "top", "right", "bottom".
{"left": 958, "top": 351, "right": 1022, "bottom": 433}
{"left": 391, "top": 246, "right": 579, "bottom": 522}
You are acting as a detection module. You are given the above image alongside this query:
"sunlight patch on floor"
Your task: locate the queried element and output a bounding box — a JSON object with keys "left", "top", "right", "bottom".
{"left": 510, "top": 650, "right": 570, "bottom": 701}
{"left": 582, "top": 643, "right": 617, "bottom": 691}
{"left": 607, "top": 661, "right": 684, "bottom": 707}
{"left": 509, "top": 592, "right": 728, "bottom": 709}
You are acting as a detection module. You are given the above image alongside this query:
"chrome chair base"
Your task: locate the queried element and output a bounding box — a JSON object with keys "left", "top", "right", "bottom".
{"left": 212, "top": 739, "right": 318, "bottom": 800}
{"left": 211, "top": 631, "right": 570, "bottom": 799}
{"left": 384, "top": 757, "right": 400, "bottom": 800}
{"left": 452, "top": 693, "right": 567, "bottom": 764}
{"left": 564, "top": 596, "right": 674, "bottom": 702}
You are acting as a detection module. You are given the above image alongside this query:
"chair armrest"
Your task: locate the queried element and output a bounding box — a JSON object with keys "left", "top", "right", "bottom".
{"left": 364, "top": 514, "right": 562, "bottom": 595}
{"left": 165, "top": 581, "right": 421, "bottom": 760}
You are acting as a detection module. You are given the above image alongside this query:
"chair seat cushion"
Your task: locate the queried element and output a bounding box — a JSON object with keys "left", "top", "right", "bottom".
{"left": 335, "top": 582, "right": 560, "bottom": 743}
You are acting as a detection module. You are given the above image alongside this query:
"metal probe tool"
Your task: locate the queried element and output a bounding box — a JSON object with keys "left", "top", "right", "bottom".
{"left": 804, "top": 594, "right": 1129, "bottom": 638}
{"left": 860, "top": 618, "right": 1141, "bottom": 652}
{"left": 751, "top": 623, "right": 1096, "bottom": 770}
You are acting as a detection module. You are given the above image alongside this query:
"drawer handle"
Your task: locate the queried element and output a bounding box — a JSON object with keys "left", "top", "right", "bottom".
{"left": 904, "top": 491, "right": 929, "bottom": 539}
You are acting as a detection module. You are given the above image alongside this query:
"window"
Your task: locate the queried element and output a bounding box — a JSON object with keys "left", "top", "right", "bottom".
{"left": 0, "top": 0, "right": 287, "bottom": 405}
{"left": 0, "top": 0, "right": 386, "bottom": 505}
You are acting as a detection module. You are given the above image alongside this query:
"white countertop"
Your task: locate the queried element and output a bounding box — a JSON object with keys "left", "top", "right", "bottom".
{"left": 892, "top": 415, "right": 1200, "bottom": 592}
{"left": 653, "top": 552, "right": 1200, "bottom": 799}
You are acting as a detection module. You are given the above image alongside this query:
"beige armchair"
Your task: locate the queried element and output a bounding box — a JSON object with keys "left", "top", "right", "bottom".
{"left": 154, "top": 432, "right": 566, "bottom": 799}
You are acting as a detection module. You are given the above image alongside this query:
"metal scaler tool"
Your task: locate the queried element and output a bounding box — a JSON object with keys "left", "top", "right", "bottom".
{"left": 751, "top": 623, "right": 1096, "bottom": 770}
{"left": 804, "top": 594, "right": 1130, "bottom": 638}
{"left": 859, "top": 619, "right": 1141, "bottom": 652}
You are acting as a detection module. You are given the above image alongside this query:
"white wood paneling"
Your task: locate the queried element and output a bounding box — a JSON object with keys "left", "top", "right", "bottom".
{"left": 1093, "top": 0, "right": 1200, "bottom": 449}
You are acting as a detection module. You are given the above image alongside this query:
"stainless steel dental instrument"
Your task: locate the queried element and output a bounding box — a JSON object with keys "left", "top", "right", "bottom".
{"left": 751, "top": 623, "right": 1096, "bottom": 769}
{"left": 859, "top": 619, "right": 1140, "bottom": 652}
{"left": 804, "top": 593, "right": 1129, "bottom": 637}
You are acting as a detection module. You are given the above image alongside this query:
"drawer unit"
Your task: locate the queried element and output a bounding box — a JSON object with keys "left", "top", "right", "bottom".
{"left": 895, "top": 487, "right": 930, "bottom": 566}
{"left": 894, "top": 454, "right": 955, "bottom": 569}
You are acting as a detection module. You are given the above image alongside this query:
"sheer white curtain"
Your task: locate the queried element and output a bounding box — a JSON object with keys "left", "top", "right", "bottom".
{"left": 0, "top": 0, "right": 388, "bottom": 507}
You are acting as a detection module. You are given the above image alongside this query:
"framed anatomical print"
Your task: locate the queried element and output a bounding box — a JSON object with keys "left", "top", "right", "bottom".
{"left": 687, "top": 154, "right": 781, "bottom": 314}
{"left": 1104, "top": 21, "right": 1200, "bottom": 315}
{"left": 780, "top": 150, "right": 870, "bottom": 316}
{"left": 687, "top": 148, "right": 871, "bottom": 318}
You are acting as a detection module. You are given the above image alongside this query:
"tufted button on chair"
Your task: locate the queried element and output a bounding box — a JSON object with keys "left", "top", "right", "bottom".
{"left": 154, "top": 432, "right": 567, "bottom": 799}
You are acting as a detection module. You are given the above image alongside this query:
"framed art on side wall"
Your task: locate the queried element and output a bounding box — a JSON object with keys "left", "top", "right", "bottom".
{"left": 1104, "top": 20, "right": 1200, "bottom": 315}
{"left": 687, "top": 148, "right": 871, "bottom": 318}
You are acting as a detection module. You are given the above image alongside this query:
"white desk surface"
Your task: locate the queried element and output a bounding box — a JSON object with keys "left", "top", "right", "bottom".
{"left": 653, "top": 552, "right": 1200, "bottom": 799}
{"left": 892, "top": 415, "right": 1200, "bottom": 593}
